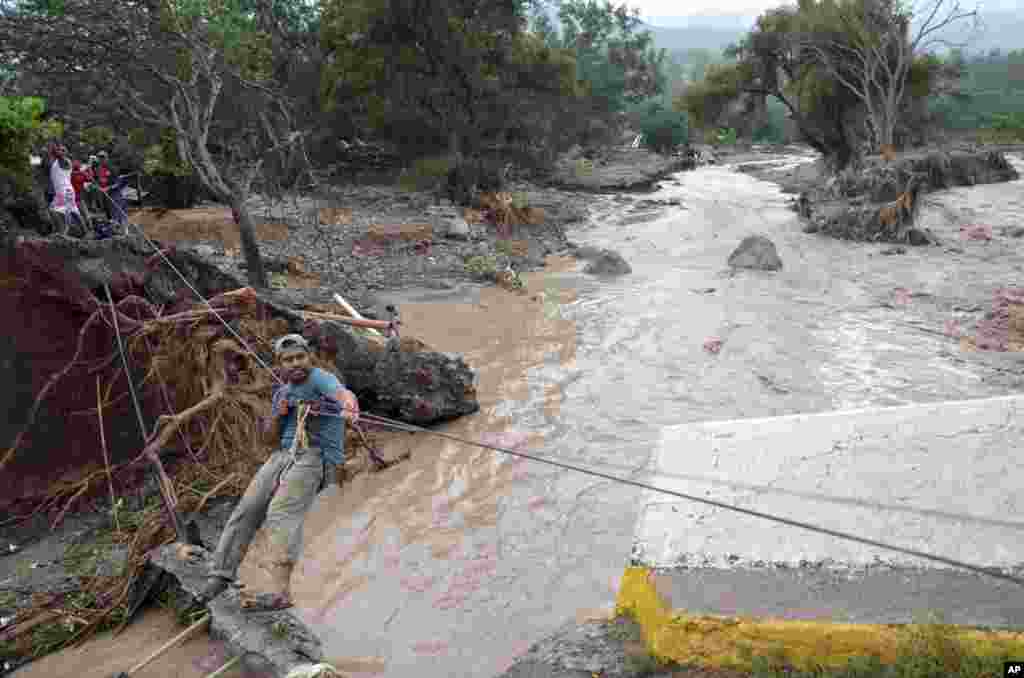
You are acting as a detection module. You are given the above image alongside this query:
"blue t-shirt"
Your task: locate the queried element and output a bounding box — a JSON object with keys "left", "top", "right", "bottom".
{"left": 272, "top": 368, "right": 346, "bottom": 466}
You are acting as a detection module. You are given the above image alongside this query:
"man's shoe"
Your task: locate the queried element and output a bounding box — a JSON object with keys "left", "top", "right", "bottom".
{"left": 195, "top": 575, "right": 234, "bottom": 604}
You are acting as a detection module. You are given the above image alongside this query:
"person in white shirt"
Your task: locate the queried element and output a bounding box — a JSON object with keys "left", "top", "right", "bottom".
{"left": 47, "top": 145, "right": 86, "bottom": 237}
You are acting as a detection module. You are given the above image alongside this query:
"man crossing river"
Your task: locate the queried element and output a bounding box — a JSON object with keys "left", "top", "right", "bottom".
{"left": 197, "top": 334, "right": 360, "bottom": 611}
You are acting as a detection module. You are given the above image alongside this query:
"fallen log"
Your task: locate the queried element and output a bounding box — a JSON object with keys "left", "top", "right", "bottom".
{"left": 300, "top": 310, "right": 393, "bottom": 330}
{"left": 333, "top": 291, "right": 384, "bottom": 338}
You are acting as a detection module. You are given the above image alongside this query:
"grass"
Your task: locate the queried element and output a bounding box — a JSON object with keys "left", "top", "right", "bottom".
{"left": 610, "top": 613, "right": 690, "bottom": 677}
{"left": 494, "top": 240, "right": 517, "bottom": 257}
{"left": 0, "top": 502, "right": 161, "bottom": 668}
{"left": 573, "top": 158, "right": 594, "bottom": 178}
{"left": 398, "top": 155, "right": 454, "bottom": 193}
{"left": 464, "top": 254, "right": 498, "bottom": 280}
{"left": 612, "top": 608, "right": 1017, "bottom": 678}
{"left": 0, "top": 590, "right": 17, "bottom": 609}
{"left": 745, "top": 616, "right": 1016, "bottom": 678}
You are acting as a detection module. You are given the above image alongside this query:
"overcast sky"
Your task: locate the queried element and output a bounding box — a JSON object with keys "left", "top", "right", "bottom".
{"left": 630, "top": 0, "right": 1023, "bottom": 26}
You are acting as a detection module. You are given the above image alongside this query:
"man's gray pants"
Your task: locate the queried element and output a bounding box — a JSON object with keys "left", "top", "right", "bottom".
{"left": 209, "top": 446, "right": 328, "bottom": 581}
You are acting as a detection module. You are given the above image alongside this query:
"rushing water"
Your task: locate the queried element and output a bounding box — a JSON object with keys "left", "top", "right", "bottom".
{"left": 18, "top": 148, "right": 1024, "bottom": 677}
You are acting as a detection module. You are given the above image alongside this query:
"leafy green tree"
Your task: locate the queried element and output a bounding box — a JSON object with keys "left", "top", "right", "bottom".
{"left": 558, "top": 0, "right": 666, "bottom": 110}
{"left": 1, "top": 0, "right": 312, "bottom": 288}
{"left": 787, "top": 0, "right": 977, "bottom": 149}
{"left": 321, "top": 0, "right": 582, "bottom": 199}
{"left": 0, "top": 96, "right": 60, "bottom": 192}
{"left": 637, "top": 101, "right": 688, "bottom": 153}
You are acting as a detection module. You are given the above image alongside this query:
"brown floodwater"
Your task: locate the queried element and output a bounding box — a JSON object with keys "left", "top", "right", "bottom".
{"left": 10, "top": 608, "right": 245, "bottom": 678}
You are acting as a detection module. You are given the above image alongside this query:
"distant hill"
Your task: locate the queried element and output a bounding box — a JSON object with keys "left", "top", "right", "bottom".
{"left": 639, "top": 9, "right": 1022, "bottom": 60}
{"left": 642, "top": 22, "right": 747, "bottom": 54}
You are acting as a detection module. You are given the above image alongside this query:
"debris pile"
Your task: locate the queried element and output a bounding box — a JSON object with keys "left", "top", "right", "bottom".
{"left": 963, "top": 287, "right": 1024, "bottom": 352}
{"left": 797, "top": 149, "right": 1019, "bottom": 244}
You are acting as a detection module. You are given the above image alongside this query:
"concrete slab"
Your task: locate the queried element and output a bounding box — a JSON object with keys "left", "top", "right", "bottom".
{"left": 632, "top": 394, "right": 1024, "bottom": 628}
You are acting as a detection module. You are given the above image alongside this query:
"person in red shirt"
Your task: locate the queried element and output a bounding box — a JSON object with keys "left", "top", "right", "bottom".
{"left": 69, "top": 160, "right": 88, "bottom": 207}
{"left": 95, "top": 151, "right": 114, "bottom": 220}
{"left": 69, "top": 160, "right": 94, "bottom": 228}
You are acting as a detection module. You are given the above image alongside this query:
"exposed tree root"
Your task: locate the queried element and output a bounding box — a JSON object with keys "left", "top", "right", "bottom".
{"left": 2, "top": 285, "right": 393, "bottom": 656}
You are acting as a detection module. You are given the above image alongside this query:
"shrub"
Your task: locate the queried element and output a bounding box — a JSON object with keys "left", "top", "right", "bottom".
{"left": 0, "top": 96, "right": 61, "bottom": 193}
{"left": 712, "top": 126, "right": 738, "bottom": 146}
{"left": 80, "top": 125, "right": 115, "bottom": 150}
{"left": 143, "top": 128, "right": 191, "bottom": 177}
{"left": 398, "top": 155, "right": 455, "bottom": 193}
{"left": 464, "top": 254, "right": 498, "bottom": 280}
{"left": 639, "top": 106, "right": 689, "bottom": 154}
{"left": 980, "top": 111, "right": 1024, "bottom": 142}
{"left": 574, "top": 157, "right": 594, "bottom": 177}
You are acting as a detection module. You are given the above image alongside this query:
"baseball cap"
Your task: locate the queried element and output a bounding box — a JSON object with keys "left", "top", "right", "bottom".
{"left": 273, "top": 333, "right": 310, "bottom": 357}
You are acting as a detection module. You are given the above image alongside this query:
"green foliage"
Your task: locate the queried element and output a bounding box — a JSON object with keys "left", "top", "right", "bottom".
{"left": 979, "top": 112, "right": 1024, "bottom": 142}
{"left": 160, "top": 0, "right": 273, "bottom": 80}
{"left": 0, "top": 96, "right": 60, "bottom": 192}
{"left": 495, "top": 240, "right": 515, "bottom": 257}
{"left": 929, "top": 49, "right": 1024, "bottom": 135}
{"left": 464, "top": 254, "right": 498, "bottom": 280}
{"left": 637, "top": 102, "right": 688, "bottom": 153}
{"left": 624, "top": 651, "right": 662, "bottom": 676}
{"left": 397, "top": 155, "right": 454, "bottom": 193}
{"left": 143, "top": 128, "right": 192, "bottom": 176}
{"left": 557, "top": 0, "right": 666, "bottom": 112}
{"left": 753, "top": 97, "right": 788, "bottom": 143}
{"left": 80, "top": 125, "right": 114, "bottom": 150}
{"left": 748, "top": 618, "right": 1017, "bottom": 678}
{"left": 712, "top": 127, "right": 738, "bottom": 146}
{"left": 127, "top": 128, "right": 148, "bottom": 147}
{"left": 677, "top": 61, "right": 745, "bottom": 130}
{"left": 574, "top": 157, "right": 594, "bottom": 177}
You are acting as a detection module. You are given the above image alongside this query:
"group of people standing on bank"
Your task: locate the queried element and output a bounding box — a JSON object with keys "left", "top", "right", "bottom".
{"left": 43, "top": 142, "right": 128, "bottom": 238}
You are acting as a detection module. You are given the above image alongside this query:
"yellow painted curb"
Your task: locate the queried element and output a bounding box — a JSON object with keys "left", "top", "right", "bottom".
{"left": 614, "top": 566, "right": 1024, "bottom": 671}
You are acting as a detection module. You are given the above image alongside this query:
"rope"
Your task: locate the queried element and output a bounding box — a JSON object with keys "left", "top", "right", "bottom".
{"left": 95, "top": 188, "right": 1024, "bottom": 587}
{"left": 104, "top": 284, "right": 148, "bottom": 440}
{"left": 290, "top": 404, "right": 312, "bottom": 453}
{"left": 343, "top": 412, "right": 1024, "bottom": 586}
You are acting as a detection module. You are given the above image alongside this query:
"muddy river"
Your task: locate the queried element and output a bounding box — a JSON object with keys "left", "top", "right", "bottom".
{"left": 16, "top": 148, "right": 1024, "bottom": 677}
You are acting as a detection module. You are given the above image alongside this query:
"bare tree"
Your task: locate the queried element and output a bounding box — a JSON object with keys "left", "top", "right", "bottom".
{"left": 800, "top": 0, "right": 978, "bottom": 150}
{"left": 0, "top": 0, "right": 309, "bottom": 288}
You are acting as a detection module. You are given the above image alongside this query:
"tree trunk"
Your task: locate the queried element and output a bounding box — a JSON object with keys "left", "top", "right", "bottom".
{"left": 449, "top": 129, "right": 462, "bottom": 165}
{"left": 232, "top": 198, "right": 268, "bottom": 289}
{"left": 876, "top": 110, "right": 896, "bottom": 148}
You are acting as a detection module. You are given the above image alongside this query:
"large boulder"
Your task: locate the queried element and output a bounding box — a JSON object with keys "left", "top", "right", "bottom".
{"left": 728, "top": 235, "right": 783, "bottom": 271}
{"left": 311, "top": 320, "right": 479, "bottom": 425}
{"left": 580, "top": 248, "right": 632, "bottom": 276}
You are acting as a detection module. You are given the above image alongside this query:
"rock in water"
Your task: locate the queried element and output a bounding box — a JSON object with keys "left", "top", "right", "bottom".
{"left": 727, "top": 235, "right": 783, "bottom": 271}
{"left": 445, "top": 217, "right": 470, "bottom": 240}
{"left": 583, "top": 249, "right": 632, "bottom": 276}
